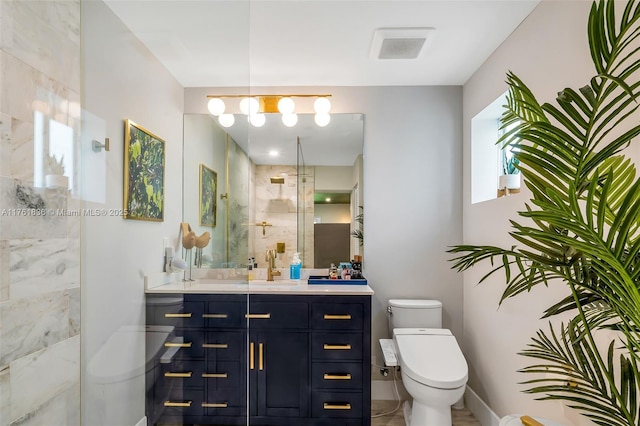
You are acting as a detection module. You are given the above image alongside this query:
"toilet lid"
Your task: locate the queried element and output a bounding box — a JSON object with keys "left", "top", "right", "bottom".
{"left": 394, "top": 328, "right": 468, "bottom": 389}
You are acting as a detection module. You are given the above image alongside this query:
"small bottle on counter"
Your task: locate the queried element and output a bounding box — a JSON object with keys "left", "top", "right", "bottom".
{"left": 290, "top": 252, "right": 302, "bottom": 280}
{"left": 329, "top": 263, "right": 338, "bottom": 279}
{"left": 247, "top": 258, "right": 254, "bottom": 281}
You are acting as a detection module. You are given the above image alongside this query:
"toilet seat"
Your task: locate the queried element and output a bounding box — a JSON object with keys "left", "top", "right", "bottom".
{"left": 393, "top": 328, "right": 468, "bottom": 389}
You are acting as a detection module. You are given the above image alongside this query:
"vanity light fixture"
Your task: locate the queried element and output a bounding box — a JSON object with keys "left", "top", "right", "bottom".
{"left": 206, "top": 94, "right": 332, "bottom": 128}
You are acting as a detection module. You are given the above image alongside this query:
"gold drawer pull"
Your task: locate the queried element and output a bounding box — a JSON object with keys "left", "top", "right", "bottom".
{"left": 203, "top": 343, "right": 228, "bottom": 349}
{"left": 164, "top": 313, "right": 192, "bottom": 318}
{"left": 324, "top": 403, "right": 351, "bottom": 410}
{"left": 203, "top": 313, "right": 228, "bottom": 318}
{"left": 202, "top": 402, "right": 228, "bottom": 408}
{"left": 324, "top": 344, "right": 352, "bottom": 350}
{"left": 164, "top": 400, "right": 192, "bottom": 407}
{"left": 164, "top": 372, "right": 192, "bottom": 378}
{"left": 202, "top": 373, "right": 228, "bottom": 378}
{"left": 245, "top": 313, "right": 271, "bottom": 319}
{"left": 324, "top": 314, "right": 352, "bottom": 320}
{"left": 164, "top": 342, "right": 192, "bottom": 348}
{"left": 324, "top": 373, "right": 352, "bottom": 380}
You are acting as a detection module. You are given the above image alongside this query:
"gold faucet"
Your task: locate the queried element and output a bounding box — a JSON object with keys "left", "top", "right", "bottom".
{"left": 266, "top": 249, "right": 281, "bottom": 281}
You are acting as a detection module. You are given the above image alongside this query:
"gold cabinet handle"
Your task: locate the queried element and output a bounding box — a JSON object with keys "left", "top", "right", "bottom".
{"left": 164, "top": 313, "right": 192, "bottom": 318}
{"left": 202, "top": 373, "right": 228, "bottom": 378}
{"left": 203, "top": 343, "right": 228, "bottom": 349}
{"left": 259, "top": 342, "right": 264, "bottom": 371}
{"left": 202, "top": 402, "right": 228, "bottom": 408}
{"left": 323, "top": 403, "right": 351, "bottom": 410}
{"left": 164, "top": 401, "right": 192, "bottom": 407}
{"left": 250, "top": 342, "right": 255, "bottom": 370}
{"left": 164, "top": 342, "right": 192, "bottom": 348}
{"left": 164, "top": 372, "right": 192, "bottom": 378}
{"left": 324, "top": 314, "right": 352, "bottom": 320}
{"left": 324, "top": 373, "right": 352, "bottom": 380}
{"left": 324, "top": 344, "right": 352, "bottom": 350}
{"left": 203, "top": 313, "right": 229, "bottom": 319}
{"left": 245, "top": 313, "right": 271, "bottom": 319}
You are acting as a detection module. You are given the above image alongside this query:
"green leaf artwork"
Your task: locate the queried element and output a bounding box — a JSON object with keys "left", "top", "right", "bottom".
{"left": 124, "top": 120, "right": 165, "bottom": 221}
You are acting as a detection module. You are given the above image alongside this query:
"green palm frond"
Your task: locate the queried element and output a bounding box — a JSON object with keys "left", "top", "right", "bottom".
{"left": 447, "top": 0, "right": 640, "bottom": 423}
{"left": 519, "top": 320, "right": 639, "bottom": 426}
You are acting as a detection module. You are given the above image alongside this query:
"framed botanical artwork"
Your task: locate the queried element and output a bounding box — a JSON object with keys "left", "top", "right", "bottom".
{"left": 199, "top": 164, "right": 217, "bottom": 227}
{"left": 123, "top": 119, "right": 165, "bottom": 221}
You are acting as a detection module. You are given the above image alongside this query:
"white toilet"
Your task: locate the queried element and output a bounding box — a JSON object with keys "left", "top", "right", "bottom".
{"left": 388, "top": 299, "right": 468, "bottom": 426}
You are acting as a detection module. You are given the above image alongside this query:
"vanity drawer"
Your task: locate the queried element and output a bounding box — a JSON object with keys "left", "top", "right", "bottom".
{"left": 312, "top": 332, "right": 363, "bottom": 360}
{"left": 204, "top": 360, "right": 243, "bottom": 390}
{"left": 166, "top": 328, "right": 205, "bottom": 359}
{"left": 202, "top": 389, "right": 245, "bottom": 417}
{"left": 311, "top": 391, "right": 363, "bottom": 418}
{"left": 246, "top": 300, "right": 308, "bottom": 329}
{"left": 148, "top": 299, "right": 204, "bottom": 328}
{"left": 204, "top": 331, "right": 244, "bottom": 360}
{"left": 311, "top": 303, "right": 363, "bottom": 330}
{"left": 312, "top": 362, "right": 363, "bottom": 390}
{"left": 160, "top": 359, "right": 204, "bottom": 389}
{"left": 204, "top": 300, "right": 245, "bottom": 328}
{"left": 161, "top": 387, "right": 204, "bottom": 417}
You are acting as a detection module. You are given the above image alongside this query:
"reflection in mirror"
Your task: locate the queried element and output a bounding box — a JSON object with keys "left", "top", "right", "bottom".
{"left": 183, "top": 113, "right": 363, "bottom": 271}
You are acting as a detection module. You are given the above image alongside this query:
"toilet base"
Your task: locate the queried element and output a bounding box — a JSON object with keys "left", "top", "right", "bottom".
{"left": 405, "top": 399, "right": 452, "bottom": 426}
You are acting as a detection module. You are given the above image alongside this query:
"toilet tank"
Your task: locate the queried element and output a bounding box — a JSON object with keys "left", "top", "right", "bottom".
{"left": 388, "top": 299, "right": 442, "bottom": 334}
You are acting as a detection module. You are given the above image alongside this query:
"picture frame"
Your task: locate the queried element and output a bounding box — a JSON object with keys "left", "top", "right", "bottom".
{"left": 123, "top": 119, "right": 165, "bottom": 221}
{"left": 199, "top": 164, "right": 217, "bottom": 227}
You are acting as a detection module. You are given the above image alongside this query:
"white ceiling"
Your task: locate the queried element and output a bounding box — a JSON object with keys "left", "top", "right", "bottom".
{"left": 105, "top": 0, "right": 539, "bottom": 166}
{"left": 104, "top": 0, "right": 540, "bottom": 88}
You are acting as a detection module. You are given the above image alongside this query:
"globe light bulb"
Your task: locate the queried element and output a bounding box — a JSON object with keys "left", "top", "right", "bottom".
{"left": 207, "top": 98, "right": 225, "bottom": 116}
{"left": 218, "top": 114, "right": 235, "bottom": 127}
{"left": 239, "top": 97, "right": 259, "bottom": 115}
{"left": 314, "top": 97, "right": 331, "bottom": 114}
{"left": 250, "top": 113, "right": 266, "bottom": 127}
{"left": 278, "top": 97, "right": 296, "bottom": 114}
{"left": 282, "top": 113, "right": 298, "bottom": 127}
{"left": 314, "top": 113, "right": 331, "bottom": 127}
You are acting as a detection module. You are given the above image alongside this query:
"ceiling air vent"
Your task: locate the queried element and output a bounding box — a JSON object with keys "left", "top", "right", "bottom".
{"left": 370, "top": 28, "right": 435, "bottom": 60}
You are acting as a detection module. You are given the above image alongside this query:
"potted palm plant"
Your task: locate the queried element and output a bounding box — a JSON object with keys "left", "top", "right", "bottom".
{"left": 449, "top": 1, "right": 640, "bottom": 424}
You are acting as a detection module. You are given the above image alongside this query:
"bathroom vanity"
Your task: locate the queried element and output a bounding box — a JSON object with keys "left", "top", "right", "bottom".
{"left": 145, "top": 279, "right": 373, "bottom": 426}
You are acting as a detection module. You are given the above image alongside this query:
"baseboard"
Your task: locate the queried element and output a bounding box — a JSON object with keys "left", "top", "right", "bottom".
{"left": 464, "top": 386, "right": 501, "bottom": 426}
{"left": 134, "top": 416, "right": 147, "bottom": 426}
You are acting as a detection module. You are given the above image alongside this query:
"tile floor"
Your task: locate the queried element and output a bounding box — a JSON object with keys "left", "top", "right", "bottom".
{"left": 371, "top": 400, "right": 481, "bottom": 426}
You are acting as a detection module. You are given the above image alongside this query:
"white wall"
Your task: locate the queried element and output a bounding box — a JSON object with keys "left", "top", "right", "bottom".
{"left": 462, "top": 1, "right": 622, "bottom": 423}
{"left": 185, "top": 85, "right": 463, "bottom": 368}
{"left": 81, "top": 2, "right": 184, "bottom": 424}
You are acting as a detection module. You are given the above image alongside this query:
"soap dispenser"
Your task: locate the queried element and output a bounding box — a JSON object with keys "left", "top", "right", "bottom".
{"left": 290, "top": 252, "right": 302, "bottom": 280}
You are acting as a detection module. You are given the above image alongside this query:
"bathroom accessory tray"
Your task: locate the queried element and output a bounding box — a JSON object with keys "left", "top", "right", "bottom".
{"left": 307, "top": 275, "right": 367, "bottom": 285}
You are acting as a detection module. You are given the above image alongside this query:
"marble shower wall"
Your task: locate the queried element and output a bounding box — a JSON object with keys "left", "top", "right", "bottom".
{"left": 0, "top": 1, "right": 81, "bottom": 425}
{"left": 252, "top": 165, "right": 314, "bottom": 269}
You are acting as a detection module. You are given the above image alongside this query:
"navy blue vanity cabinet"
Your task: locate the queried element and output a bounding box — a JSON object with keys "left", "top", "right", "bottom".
{"left": 146, "top": 293, "right": 371, "bottom": 426}
{"left": 310, "top": 296, "right": 371, "bottom": 425}
{"left": 248, "top": 296, "right": 310, "bottom": 421}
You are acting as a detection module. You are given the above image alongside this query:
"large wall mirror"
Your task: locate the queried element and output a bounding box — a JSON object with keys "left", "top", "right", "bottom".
{"left": 183, "top": 113, "right": 363, "bottom": 270}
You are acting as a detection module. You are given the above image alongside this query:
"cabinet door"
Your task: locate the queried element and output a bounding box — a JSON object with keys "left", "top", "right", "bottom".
{"left": 249, "top": 330, "right": 309, "bottom": 418}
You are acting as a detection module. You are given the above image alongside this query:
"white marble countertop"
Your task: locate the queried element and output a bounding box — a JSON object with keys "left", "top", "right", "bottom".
{"left": 145, "top": 270, "right": 374, "bottom": 296}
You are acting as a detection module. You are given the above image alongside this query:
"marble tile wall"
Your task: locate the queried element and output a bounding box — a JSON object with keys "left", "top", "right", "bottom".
{"left": 252, "top": 164, "right": 315, "bottom": 269}
{"left": 0, "top": 1, "right": 81, "bottom": 425}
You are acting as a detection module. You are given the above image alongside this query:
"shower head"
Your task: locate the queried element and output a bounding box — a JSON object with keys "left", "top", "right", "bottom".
{"left": 270, "top": 176, "right": 285, "bottom": 184}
